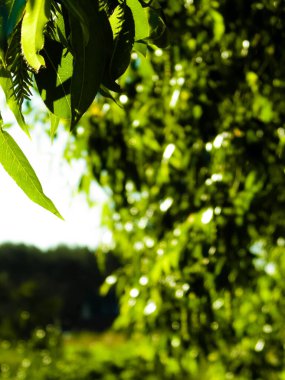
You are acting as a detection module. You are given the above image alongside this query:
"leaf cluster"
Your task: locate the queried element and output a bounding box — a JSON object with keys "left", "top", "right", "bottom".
{"left": 0, "top": 0, "right": 166, "bottom": 216}
{"left": 0, "top": 0, "right": 166, "bottom": 129}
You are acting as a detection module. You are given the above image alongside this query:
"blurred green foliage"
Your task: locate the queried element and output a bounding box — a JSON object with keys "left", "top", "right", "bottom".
{"left": 2, "top": 0, "right": 285, "bottom": 378}
{"left": 63, "top": 0, "right": 285, "bottom": 378}
{"left": 0, "top": 331, "right": 182, "bottom": 380}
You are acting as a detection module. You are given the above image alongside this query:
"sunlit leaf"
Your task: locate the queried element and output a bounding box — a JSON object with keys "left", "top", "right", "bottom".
{"left": 35, "top": 40, "right": 73, "bottom": 119}
{"left": 21, "top": 0, "right": 51, "bottom": 71}
{"left": 50, "top": 8, "right": 68, "bottom": 47}
{"left": 126, "top": 0, "right": 149, "bottom": 41}
{"left": 49, "top": 112, "right": 59, "bottom": 141}
{"left": 109, "top": 5, "right": 135, "bottom": 81}
{"left": 0, "top": 127, "right": 63, "bottom": 219}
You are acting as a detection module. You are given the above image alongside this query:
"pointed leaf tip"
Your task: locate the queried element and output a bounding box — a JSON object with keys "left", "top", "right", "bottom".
{"left": 0, "top": 128, "right": 63, "bottom": 219}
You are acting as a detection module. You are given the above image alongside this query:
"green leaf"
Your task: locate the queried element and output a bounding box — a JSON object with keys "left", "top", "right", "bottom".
{"left": 49, "top": 112, "right": 59, "bottom": 142}
{"left": 21, "top": 0, "right": 51, "bottom": 72}
{"left": 109, "top": 5, "right": 135, "bottom": 81}
{"left": 109, "top": 4, "right": 122, "bottom": 34}
{"left": 61, "top": 0, "right": 89, "bottom": 46}
{"left": 0, "top": 127, "right": 63, "bottom": 219}
{"left": 69, "top": 0, "right": 111, "bottom": 128}
{"left": 0, "top": 0, "right": 26, "bottom": 38}
{"left": 0, "top": 66, "right": 30, "bottom": 136}
{"left": 35, "top": 39, "right": 73, "bottom": 119}
{"left": 50, "top": 8, "right": 68, "bottom": 47}
{"left": 126, "top": 0, "right": 149, "bottom": 41}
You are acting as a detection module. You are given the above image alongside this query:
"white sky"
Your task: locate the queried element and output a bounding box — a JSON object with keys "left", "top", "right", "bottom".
{"left": 0, "top": 91, "right": 107, "bottom": 250}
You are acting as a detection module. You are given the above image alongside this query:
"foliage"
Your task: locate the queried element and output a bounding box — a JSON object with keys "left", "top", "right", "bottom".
{"left": 0, "top": 332, "right": 157, "bottom": 380}
{"left": 0, "top": 127, "right": 63, "bottom": 219}
{"left": 2, "top": 0, "right": 285, "bottom": 378}
{"left": 63, "top": 0, "right": 285, "bottom": 378}
{"left": 0, "top": 330, "right": 249, "bottom": 380}
{"left": 0, "top": 0, "right": 165, "bottom": 216}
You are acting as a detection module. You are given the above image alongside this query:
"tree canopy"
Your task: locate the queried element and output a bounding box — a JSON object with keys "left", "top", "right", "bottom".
{"left": 64, "top": 0, "right": 285, "bottom": 378}
{"left": 1, "top": 0, "right": 285, "bottom": 378}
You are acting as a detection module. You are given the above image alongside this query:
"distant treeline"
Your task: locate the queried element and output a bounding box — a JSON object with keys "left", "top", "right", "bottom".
{"left": 0, "top": 244, "right": 118, "bottom": 340}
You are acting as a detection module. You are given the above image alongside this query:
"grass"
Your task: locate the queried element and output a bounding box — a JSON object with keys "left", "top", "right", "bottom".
{"left": 0, "top": 330, "right": 157, "bottom": 380}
